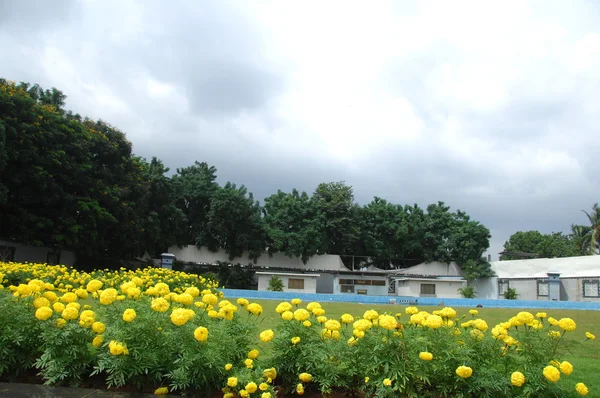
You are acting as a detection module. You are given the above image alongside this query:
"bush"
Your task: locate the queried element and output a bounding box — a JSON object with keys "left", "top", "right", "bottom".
{"left": 267, "top": 275, "right": 284, "bottom": 292}
{"left": 458, "top": 285, "right": 477, "bottom": 298}
{"left": 504, "top": 287, "right": 519, "bottom": 300}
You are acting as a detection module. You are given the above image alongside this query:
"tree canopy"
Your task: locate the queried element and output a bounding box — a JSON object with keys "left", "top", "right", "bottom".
{"left": 0, "top": 78, "right": 494, "bottom": 277}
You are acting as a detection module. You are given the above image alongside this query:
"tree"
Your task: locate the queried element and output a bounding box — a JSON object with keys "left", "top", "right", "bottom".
{"left": 582, "top": 203, "right": 600, "bottom": 254}
{"left": 422, "top": 202, "right": 455, "bottom": 263}
{"left": 263, "top": 189, "right": 323, "bottom": 263}
{"left": 312, "top": 182, "right": 358, "bottom": 255}
{"left": 501, "top": 230, "right": 577, "bottom": 260}
{"left": 206, "top": 183, "right": 265, "bottom": 262}
{"left": 571, "top": 224, "right": 593, "bottom": 255}
{"left": 171, "top": 161, "right": 219, "bottom": 247}
{"left": 267, "top": 275, "right": 284, "bottom": 291}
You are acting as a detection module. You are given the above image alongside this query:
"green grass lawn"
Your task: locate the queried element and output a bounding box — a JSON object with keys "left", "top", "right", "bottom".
{"left": 248, "top": 299, "right": 600, "bottom": 397}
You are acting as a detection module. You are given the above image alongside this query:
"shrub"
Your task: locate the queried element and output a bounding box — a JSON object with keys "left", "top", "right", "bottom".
{"left": 504, "top": 287, "right": 519, "bottom": 300}
{"left": 267, "top": 275, "right": 284, "bottom": 292}
{"left": 458, "top": 285, "right": 477, "bottom": 298}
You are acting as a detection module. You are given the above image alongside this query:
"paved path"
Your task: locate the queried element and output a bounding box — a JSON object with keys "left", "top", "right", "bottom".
{"left": 0, "top": 383, "right": 174, "bottom": 397}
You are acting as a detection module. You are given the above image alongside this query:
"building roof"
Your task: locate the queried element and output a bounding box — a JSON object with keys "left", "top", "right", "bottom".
{"left": 491, "top": 255, "right": 600, "bottom": 278}
{"left": 255, "top": 272, "right": 321, "bottom": 277}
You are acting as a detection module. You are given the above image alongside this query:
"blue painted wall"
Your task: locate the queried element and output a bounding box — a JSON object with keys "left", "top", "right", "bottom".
{"left": 220, "top": 288, "right": 600, "bottom": 311}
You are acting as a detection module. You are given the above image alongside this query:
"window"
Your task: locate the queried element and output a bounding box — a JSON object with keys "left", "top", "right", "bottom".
{"left": 288, "top": 278, "right": 305, "bottom": 289}
{"left": 583, "top": 280, "right": 599, "bottom": 297}
{"left": 537, "top": 280, "right": 549, "bottom": 296}
{"left": 0, "top": 245, "right": 15, "bottom": 262}
{"left": 371, "top": 280, "right": 386, "bottom": 286}
{"left": 340, "top": 285, "right": 354, "bottom": 293}
{"left": 420, "top": 283, "right": 436, "bottom": 295}
{"left": 357, "top": 289, "right": 367, "bottom": 295}
{"left": 498, "top": 280, "right": 509, "bottom": 295}
{"left": 355, "top": 279, "right": 372, "bottom": 285}
{"left": 339, "top": 279, "right": 354, "bottom": 285}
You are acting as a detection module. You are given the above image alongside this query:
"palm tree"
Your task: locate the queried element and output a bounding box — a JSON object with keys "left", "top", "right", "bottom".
{"left": 582, "top": 203, "right": 600, "bottom": 254}
{"left": 571, "top": 224, "right": 592, "bottom": 255}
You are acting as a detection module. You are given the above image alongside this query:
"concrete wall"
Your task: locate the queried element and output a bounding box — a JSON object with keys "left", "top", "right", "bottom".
{"left": 169, "top": 245, "right": 348, "bottom": 271}
{"left": 395, "top": 261, "right": 462, "bottom": 276}
{"left": 333, "top": 275, "right": 389, "bottom": 296}
{"left": 474, "top": 277, "right": 498, "bottom": 299}
{"left": 257, "top": 274, "right": 318, "bottom": 294}
{"left": 396, "top": 280, "right": 465, "bottom": 299}
{"left": 316, "top": 274, "right": 334, "bottom": 294}
{"left": 488, "top": 277, "right": 600, "bottom": 302}
{"left": 491, "top": 256, "right": 600, "bottom": 278}
{"left": 0, "top": 240, "right": 76, "bottom": 266}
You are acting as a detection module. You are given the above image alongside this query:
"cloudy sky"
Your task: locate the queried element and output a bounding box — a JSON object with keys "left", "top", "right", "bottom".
{"left": 2, "top": 0, "right": 600, "bottom": 260}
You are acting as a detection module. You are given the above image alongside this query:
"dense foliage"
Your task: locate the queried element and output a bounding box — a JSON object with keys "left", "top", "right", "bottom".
{"left": 501, "top": 205, "right": 600, "bottom": 260}
{"left": 0, "top": 78, "right": 492, "bottom": 275}
{"left": 1, "top": 262, "right": 595, "bottom": 397}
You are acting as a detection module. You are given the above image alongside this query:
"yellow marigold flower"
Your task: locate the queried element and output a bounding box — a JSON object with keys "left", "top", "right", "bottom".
{"left": 312, "top": 307, "right": 326, "bottom": 316}
{"left": 558, "top": 318, "right": 576, "bottom": 332}
{"left": 281, "top": 310, "right": 294, "bottom": 321}
{"left": 170, "top": 308, "right": 191, "bottom": 326}
{"left": 237, "top": 297, "right": 249, "bottom": 307}
{"left": 151, "top": 297, "right": 170, "bottom": 312}
{"left": 363, "top": 310, "right": 379, "bottom": 320}
{"left": 154, "top": 386, "right": 168, "bottom": 395}
{"left": 575, "top": 382, "right": 589, "bottom": 396}
{"left": 473, "top": 319, "right": 488, "bottom": 331}
{"left": 67, "top": 302, "right": 81, "bottom": 310}
{"left": 383, "top": 378, "right": 392, "bottom": 386}
{"left": 511, "top": 371, "right": 525, "bottom": 387}
{"left": 291, "top": 336, "right": 301, "bottom": 345}
{"left": 306, "top": 302, "right": 321, "bottom": 311}
{"left": 260, "top": 329, "right": 274, "bottom": 343}
{"left": 440, "top": 307, "right": 457, "bottom": 318}
{"left": 92, "top": 321, "right": 105, "bottom": 334}
{"left": 491, "top": 325, "right": 507, "bottom": 339}
{"left": 122, "top": 309, "right": 136, "bottom": 322}
{"left": 341, "top": 313, "right": 354, "bottom": 324}
{"left": 99, "top": 288, "right": 118, "bottom": 305}
{"left": 55, "top": 318, "right": 67, "bottom": 328}
{"left": 208, "top": 310, "right": 219, "bottom": 318}
{"left": 548, "top": 317, "right": 559, "bottom": 326}
{"left": 33, "top": 297, "right": 51, "bottom": 309}
{"left": 248, "top": 349, "right": 259, "bottom": 359}
{"left": 365, "top": 377, "right": 369, "bottom": 383}
{"left": 75, "top": 288, "right": 88, "bottom": 299}
{"left": 299, "top": 372, "right": 312, "bottom": 382}
{"left": 247, "top": 303, "right": 263, "bottom": 316}
{"left": 201, "top": 293, "right": 218, "bottom": 305}
{"left": 353, "top": 329, "right": 365, "bottom": 339}
{"left": 244, "top": 358, "right": 253, "bottom": 369}
{"left": 108, "top": 340, "right": 129, "bottom": 356}
{"left": 86, "top": 279, "right": 103, "bottom": 293}
{"left": 325, "top": 319, "right": 342, "bottom": 331}
{"left": 239, "top": 390, "right": 249, "bottom": 398}
{"left": 178, "top": 293, "right": 194, "bottom": 305}
{"left": 560, "top": 361, "right": 573, "bottom": 376}
{"left": 419, "top": 352, "right": 433, "bottom": 361}
{"left": 42, "top": 291, "right": 58, "bottom": 302}
{"left": 92, "top": 335, "right": 104, "bottom": 348}
{"left": 536, "top": 312, "right": 547, "bottom": 319}
{"left": 456, "top": 366, "right": 473, "bottom": 378}
{"left": 469, "top": 309, "right": 478, "bottom": 316}
{"left": 227, "top": 377, "right": 238, "bottom": 387}
{"left": 60, "top": 292, "right": 78, "bottom": 303}
{"left": 291, "top": 298, "right": 302, "bottom": 305}
{"left": 261, "top": 393, "right": 271, "bottom": 398}
{"left": 259, "top": 382, "right": 269, "bottom": 391}
{"left": 35, "top": 306, "right": 53, "bottom": 321}
{"left": 245, "top": 382, "right": 258, "bottom": 393}
{"left": 405, "top": 306, "right": 419, "bottom": 315}
{"left": 353, "top": 319, "right": 372, "bottom": 331}
{"left": 194, "top": 326, "right": 209, "bottom": 342}
{"left": 424, "top": 314, "right": 443, "bottom": 329}
{"left": 296, "top": 383, "right": 304, "bottom": 395}
{"left": 117, "top": 294, "right": 126, "bottom": 301}
{"left": 62, "top": 307, "right": 79, "bottom": 320}
{"left": 379, "top": 315, "right": 398, "bottom": 330}
{"left": 126, "top": 287, "right": 141, "bottom": 299}
{"left": 586, "top": 332, "right": 596, "bottom": 340}
{"left": 294, "top": 309, "right": 310, "bottom": 321}
{"left": 317, "top": 316, "right": 327, "bottom": 324}
{"left": 347, "top": 337, "right": 358, "bottom": 346}
{"left": 263, "top": 367, "right": 277, "bottom": 380}
{"left": 548, "top": 330, "right": 561, "bottom": 339}
{"left": 303, "top": 320, "right": 311, "bottom": 327}
{"left": 185, "top": 286, "right": 200, "bottom": 297}
{"left": 543, "top": 365, "right": 560, "bottom": 382}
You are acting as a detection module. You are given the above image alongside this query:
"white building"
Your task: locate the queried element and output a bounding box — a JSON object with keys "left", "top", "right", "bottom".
{"left": 0, "top": 239, "right": 76, "bottom": 266}
{"left": 255, "top": 272, "right": 321, "bottom": 293}
{"left": 391, "top": 261, "right": 467, "bottom": 299}
{"left": 479, "top": 256, "right": 600, "bottom": 302}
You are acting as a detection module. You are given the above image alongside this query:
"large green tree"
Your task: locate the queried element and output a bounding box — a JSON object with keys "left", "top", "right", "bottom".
{"left": 262, "top": 189, "right": 323, "bottom": 263}
{"left": 581, "top": 203, "right": 600, "bottom": 254}
{"left": 501, "top": 230, "right": 577, "bottom": 260}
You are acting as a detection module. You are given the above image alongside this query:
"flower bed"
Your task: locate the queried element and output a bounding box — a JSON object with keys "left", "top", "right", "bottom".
{"left": 0, "top": 261, "right": 595, "bottom": 397}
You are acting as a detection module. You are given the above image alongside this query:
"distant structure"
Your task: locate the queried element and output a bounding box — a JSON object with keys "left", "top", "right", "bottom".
{"left": 498, "top": 251, "right": 540, "bottom": 259}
